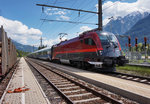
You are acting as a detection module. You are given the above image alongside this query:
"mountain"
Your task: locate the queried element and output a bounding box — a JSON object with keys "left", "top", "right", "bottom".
{"left": 12, "top": 40, "right": 37, "bottom": 52}
{"left": 104, "top": 11, "right": 149, "bottom": 35}
{"left": 122, "top": 14, "right": 150, "bottom": 46}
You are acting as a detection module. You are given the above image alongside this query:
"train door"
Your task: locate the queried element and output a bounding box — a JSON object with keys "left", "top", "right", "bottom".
{"left": 51, "top": 46, "right": 54, "bottom": 60}
{"left": 79, "top": 37, "right": 84, "bottom": 61}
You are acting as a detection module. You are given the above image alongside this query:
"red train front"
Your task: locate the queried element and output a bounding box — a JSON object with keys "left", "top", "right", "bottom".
{"left": 52, "top": 29, "right": 128, "bottom": 71}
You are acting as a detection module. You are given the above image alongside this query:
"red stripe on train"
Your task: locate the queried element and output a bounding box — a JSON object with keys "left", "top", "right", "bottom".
{"left": 54, "top": 48, "right": 103, "bottom": 54}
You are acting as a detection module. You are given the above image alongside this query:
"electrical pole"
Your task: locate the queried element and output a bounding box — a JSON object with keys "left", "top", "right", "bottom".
{"left": 33, "top": 45, "right": 35, "bottom": 52}
{"left": 40, "top": 37, "right": 43, "bottom": 47}
{"left": 98, "top": 0, "right": 103, "bottom": 30}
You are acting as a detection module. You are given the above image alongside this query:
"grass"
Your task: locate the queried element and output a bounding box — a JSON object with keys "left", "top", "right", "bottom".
{"left": 129, "top": 59, "right": 150, "bottom": 64}
{"left": 116, "top": 65, "right": 150, "bottom": 77}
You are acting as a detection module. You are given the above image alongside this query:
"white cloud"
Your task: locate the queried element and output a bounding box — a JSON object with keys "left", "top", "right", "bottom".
{"left": 45, "top": 8, "right": 70, "bottom": 21}
{"left": 43, "top": 37, "right": 60, "bottom": 47}
{"left": 45, "top": 8, "right": 67, "bottom": 16}
{"left": 74, "top": 26, "right": 92, "bottom": 35}
{"left": 0, "top": 16, "right": 42, "bottom": 44}
{"left": 54, "top": 11, "right": 66, "bottom": 15}
{"left": 80, "top": 26, "right": 91, "bottom": 32}
{"left": 60, "top": 15, "right": 70, "bottom": 20}
{"left": 96, "top": 0, "right": 150, "bottom": 25}
{"left": 43, "top": 35, "right": 69, "bottom": 47}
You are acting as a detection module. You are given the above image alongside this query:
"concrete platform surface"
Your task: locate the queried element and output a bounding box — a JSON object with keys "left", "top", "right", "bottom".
{"left": 1, "top": 58, "right": 50, "bottom": 104}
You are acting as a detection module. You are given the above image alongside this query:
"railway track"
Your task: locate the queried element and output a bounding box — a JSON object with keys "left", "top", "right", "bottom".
{"left": 27, "top": 60, "right": 66, "bottom": 104}
{"left": 26, "top": 58, "right": 137, "bottom": 104}
{"left": 28, "top": 58, "right": 150, "bottom": 85}
{"left": 109, "top": 72, "right": 150, "bottom": 85}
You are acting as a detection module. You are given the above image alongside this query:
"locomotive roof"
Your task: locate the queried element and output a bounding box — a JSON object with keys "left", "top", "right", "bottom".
{"left": 28, "top": 46, "right": 51, "bottom": 55}
{"left": 55, "top": 29, "right": 114, "bottom": 47}
{"left": 55, "top": 29, "right": 100, "bottom": 47}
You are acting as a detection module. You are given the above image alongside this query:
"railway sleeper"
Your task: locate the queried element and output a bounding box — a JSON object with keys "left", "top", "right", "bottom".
{"left": 56, "top": 84, "right": 75, "bottom": 87}
{"left": 65, "top": 91, "right": 89, "bottom": 96}
{"left": 73, "top": 97, "right": 101, "bottom": 104}
{"left": 63, "top": 89, "right": 86, "bottom": 94}
{"left": 126, "top": 77, "right": 133, "bottom": 79}
{"left": 70, "top": 94, "right": 97, "bottom": 101}
{"left": 56, "top": 84, "right": 77, "bottom": 88}
{"left": 52, "top": 80, "right": 71, "bottom": 83}
{"left": 53, "top": 82, "right": 71, "bottom": 85}
{"left": 121, "top": 76, "right": 127, "bottom": 78}
{"left": 140, "top": 79, "right": 147, "bottom": 82}
{"left": 50, "top": 79, "right": 66, "bottom": 81}
{"left": 51, "top": 80, "right": 69, "bottom": 83}
{"left": 67, "top": 93, "right": 92, "bottom": 98}
{"left": 132, "top": 78, "right": 139, "bottom": 80}
{"left": 59, "top": 86, "right": 79, "bottom": 90}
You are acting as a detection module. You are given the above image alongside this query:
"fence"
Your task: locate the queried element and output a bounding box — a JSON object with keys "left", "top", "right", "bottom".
{"left": 0, "top": 26, "right": 17, "bottom": 76}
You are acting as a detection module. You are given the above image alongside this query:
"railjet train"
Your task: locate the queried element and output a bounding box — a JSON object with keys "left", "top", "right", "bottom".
{"left": 28, "top": 29, "right": 128, "bottom": 71}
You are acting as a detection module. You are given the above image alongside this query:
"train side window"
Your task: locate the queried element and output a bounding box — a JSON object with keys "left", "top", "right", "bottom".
{"left": 84, "top": 38, "right": 96, "bottom": 46}
{"left": 85, "top": 38, "right": 88, "bottom": 44}
{"left": 89, "top": 38, "right": 96, "bottom": 45}
{"left": 40, "top": 52, "right": 42, "bottom": 55}
{"left": 80, "top": 40, "right": 83, "bottom": 43}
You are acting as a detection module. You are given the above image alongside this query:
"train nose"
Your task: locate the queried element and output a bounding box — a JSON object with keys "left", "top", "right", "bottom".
{"left": 100, "top": 47, "right": 121, "bottom": 57}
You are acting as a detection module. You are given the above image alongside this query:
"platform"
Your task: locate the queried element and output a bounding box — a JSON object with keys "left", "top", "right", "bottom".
{"left": 0, "top": 58, "right": 50, "bottom": 104}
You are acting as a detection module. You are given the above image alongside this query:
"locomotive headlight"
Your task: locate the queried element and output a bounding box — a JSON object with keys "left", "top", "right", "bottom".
{"left": 99, "top": 50, "right": 103, "bottom": 55}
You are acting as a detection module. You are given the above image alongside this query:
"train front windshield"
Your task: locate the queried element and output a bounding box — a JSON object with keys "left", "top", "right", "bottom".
{"left": 98, "top": 32, "right": 118, "bottom": 47}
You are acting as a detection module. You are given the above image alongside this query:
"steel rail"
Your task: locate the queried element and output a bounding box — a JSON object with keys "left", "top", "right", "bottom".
{"left": 27, "top": 58, "right": 122, "bottom": 104}
{"left": 26, "top": 59, "right": 75, "bottom": 104}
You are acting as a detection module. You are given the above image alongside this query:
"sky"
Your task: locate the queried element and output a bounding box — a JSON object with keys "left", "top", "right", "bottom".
{"left": 0, "top": 0, "right": 150, "bottom": 47}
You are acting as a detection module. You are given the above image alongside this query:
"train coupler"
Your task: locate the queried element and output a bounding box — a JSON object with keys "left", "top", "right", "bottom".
{"left": 117, "top": 56, "right": 129, "bottom": 66}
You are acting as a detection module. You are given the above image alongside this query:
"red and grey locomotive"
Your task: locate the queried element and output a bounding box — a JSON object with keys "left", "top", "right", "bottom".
{"left": 28, "top": 29, "right": 128, "bottom": 71}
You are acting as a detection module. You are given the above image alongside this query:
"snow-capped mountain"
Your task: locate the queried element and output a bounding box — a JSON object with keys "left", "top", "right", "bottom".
{"left": 104, "top": 11, "right": 150, "bottom": 35}
{"left": 124, "top": 14, "right": 150, "bottom": 45}
{"left": 116, "top": 13, "right": 150, "bottom": 48}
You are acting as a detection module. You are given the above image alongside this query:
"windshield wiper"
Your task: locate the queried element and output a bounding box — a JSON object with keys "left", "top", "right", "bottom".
{"left": 112, "top": 42, "right": 118, "bottom": 48}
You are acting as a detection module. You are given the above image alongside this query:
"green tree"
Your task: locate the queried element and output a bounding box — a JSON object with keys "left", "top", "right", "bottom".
{"left": 16, "top": 49, "right": 30, "bottom": 57}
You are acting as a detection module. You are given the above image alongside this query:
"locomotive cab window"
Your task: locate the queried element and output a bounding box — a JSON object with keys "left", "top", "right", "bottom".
{"left": 84, "top": 38, "right": 96, "bottom": 46}
{"left": 80, "top": 40, "right": 83, "bottom": 43}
